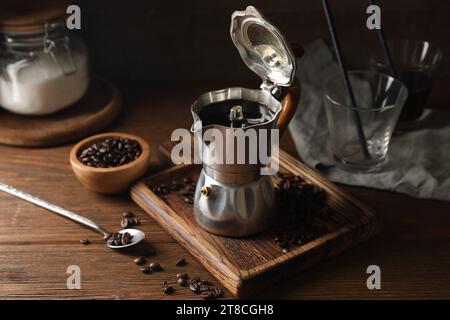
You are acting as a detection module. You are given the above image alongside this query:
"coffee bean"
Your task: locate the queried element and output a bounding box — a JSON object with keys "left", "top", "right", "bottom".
{"left": 214, "top": 288, "right": 223, "bottom": 297}
{"left": 163, "top": 285, "right": 174, "bottom": 294}
{"left": 149, "top": 262, "right": 162, "bottom": 271}
{"left": 183, "top": 177, "right": 193, "bottom": 184}
{"left": 122, "top": 211, "right": 134, "bottom": 218}
{"left": 120, "top": 217, "right": 129, "bottom": 228}
{"left": 189, "top": 283, "right": 201, "bottom": 293}
{"left": 139, "top": 265, "right": 151, "bottom": 273}
{"left": 177, "top": 278, "right": 188, "bottom": 287}
{"left": 134, "top": 257, "right": 146, "bottom": 265}
{"left": 200, "top": 291, "right": 214, "bottom": 299}
{"left": 176, "top": 258, "right": 187, "bottom": 266}
{"left": 80, "top": 238, "right": 90, "bottom": 245}
{"left": 176, "top": 273, "right": 188, "bottom": 279}
{"left": 199, "top": 285, "right": 210, "bottom": 292}
{"left": 170, "top": 180, "right": 180, "bottom": 191}
{"left": 188, "top": 276, "right": 200, "bottom": 284}
{"left": 180, "top": 187, "right": 191, "bottom": 196}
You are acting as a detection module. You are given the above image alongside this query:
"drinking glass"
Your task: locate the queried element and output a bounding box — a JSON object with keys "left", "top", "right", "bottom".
{"left": 370, "top": 39, "right": 442, "bottom": 122}
{"left": 324, "top": 70, "right": 408, "bottom": 172}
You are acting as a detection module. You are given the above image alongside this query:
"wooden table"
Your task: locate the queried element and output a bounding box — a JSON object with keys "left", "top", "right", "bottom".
{"left": 1, "top": 84, "right": 449, "bottom": 299}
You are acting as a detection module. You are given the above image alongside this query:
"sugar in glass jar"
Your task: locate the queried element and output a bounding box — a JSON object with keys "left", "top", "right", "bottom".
{"left": 0, "top": 2, "right": 89, "bottom": 115}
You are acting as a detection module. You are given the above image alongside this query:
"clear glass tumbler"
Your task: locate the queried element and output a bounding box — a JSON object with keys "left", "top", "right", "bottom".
{"left": 370, "top": 39, "right": 442, "bottom": 122}
{"left": 324, "top": 70, "right": 408, "bottom": 172}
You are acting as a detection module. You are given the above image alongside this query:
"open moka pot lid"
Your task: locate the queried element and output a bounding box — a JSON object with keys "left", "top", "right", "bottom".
{"left": 230, "top": 6, "right": 296, "bottom": 91}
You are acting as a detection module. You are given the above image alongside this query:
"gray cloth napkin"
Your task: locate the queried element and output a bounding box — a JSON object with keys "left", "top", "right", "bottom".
{"left": 288, "top": 39, "right": 450, "bottom": 202}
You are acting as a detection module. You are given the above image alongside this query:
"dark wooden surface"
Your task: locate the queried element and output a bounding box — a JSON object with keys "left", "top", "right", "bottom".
{"left": 0, "top": 84, "right": 450, "bottom": 299}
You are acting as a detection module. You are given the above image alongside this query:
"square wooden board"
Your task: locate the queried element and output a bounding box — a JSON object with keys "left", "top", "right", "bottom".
{"left": 130, "top": 148, "right": 379, "bottom": 298}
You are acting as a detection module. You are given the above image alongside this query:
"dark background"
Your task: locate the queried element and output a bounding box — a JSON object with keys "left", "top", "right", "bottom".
{"left": 75, "top": 0, "right": 449, "bottom": 105}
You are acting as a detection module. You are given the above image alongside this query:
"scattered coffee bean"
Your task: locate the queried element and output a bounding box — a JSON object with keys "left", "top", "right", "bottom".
{"left": 188, "top": 276, "right": 200, "bottom": 285}
{"left": 120, "top": 217, "right": 129, "bottom": 228}
{"left": 161, "top": 281, "right": 175, "bottom": 294}
{"left": 80, "top": 238, "right": 90, "bottom": 245}
{"left": 149, "top": 262, "right": 162, "bottom": 271}
{"left": 170, "top": 180, "right": 180, "bottom": 191}
{"left": 176, "top": 273, "right": 188, "bottom": 279}
{"left": 189, "top": 283, "right": 201, "bottom": 293}
{"left": 139, "top": 265, "right": 151, "bottom": 273}
{"left": 200, "top": 291, "right": 215, "bottom": 299}
{"left": 122, "top": 211, "right": 134, "bottom": 218}
{"left": 120, "top": 216, "right": 140, "bottom": 228}
{"left": 163, "top": 285, "right": 174, "bottom": 294}
{"left": 175, "top": 258, "right": 187, "bottom": 267}
{"left": 177, "top": 277, "right": 188, "bottom": 287}
{"left": 78, "top": 137, "right": 142, "bottom": 168}
{"left": 213, "top": 288, "right": 223, "bottom": 297}
{"left": 199, "top": 284, "right": 210, "bottom": 292}
{"left": 180, "top": 187, "right": 191, "bottom": 196}
{"left": 134, "top": 256, "right": 146, "bottom": 265}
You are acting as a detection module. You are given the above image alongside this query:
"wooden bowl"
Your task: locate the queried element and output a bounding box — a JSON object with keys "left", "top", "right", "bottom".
{"left": 70, "top": 132, "right": 150, "bottom": 194}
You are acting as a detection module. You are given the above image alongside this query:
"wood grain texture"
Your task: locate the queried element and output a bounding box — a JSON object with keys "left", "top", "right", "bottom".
{"left": 0, "top": 84, "right": 449, "bottom": 299}
{"left": 0, "top": 78, "right": 122, "bottom": 147}
{"left": 131, "top": 144, "right": 379, "bottom": 297}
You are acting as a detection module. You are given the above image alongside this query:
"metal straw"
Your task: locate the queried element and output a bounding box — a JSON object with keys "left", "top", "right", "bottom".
{"left": 369, "top": 0, "right": 397, "bottom": 77}
{"left": 322, "top": 0, "right": 371, "bottom": 159}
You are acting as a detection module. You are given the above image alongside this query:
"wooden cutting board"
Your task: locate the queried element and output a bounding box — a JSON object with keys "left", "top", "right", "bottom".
{"left": 130, "top": 142, "right": 379, "bottom": 298}
{"left": 0, "top": 77, "right": 121, "bottom": 147}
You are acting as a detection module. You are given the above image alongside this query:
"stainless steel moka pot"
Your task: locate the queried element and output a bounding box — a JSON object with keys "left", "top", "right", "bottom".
{"left": 190, "top": 6, "right": 301, "bottom": 237}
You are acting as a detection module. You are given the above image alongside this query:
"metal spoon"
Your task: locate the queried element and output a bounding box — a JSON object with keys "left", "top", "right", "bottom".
{"left": 0, "top": 183, "right": 145, "bottom": 249}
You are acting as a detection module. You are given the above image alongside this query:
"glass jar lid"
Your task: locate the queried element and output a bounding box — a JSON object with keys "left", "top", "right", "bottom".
{"left": 0, "top": 0, "right": 70, "bottom": 33}
{"left": 230, "top": 6, "right": 296, "bottom": 88}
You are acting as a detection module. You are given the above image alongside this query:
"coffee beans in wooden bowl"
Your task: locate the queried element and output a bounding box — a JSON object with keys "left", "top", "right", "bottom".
{"left": 70, "top": 132, "right": 150, "bottom": 194}
{"left": 77, "top": 137, "right": 142, "bottom": 168}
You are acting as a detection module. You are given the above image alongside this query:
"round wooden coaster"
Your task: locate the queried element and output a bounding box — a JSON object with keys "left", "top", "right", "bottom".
{"left": 0, "top": 77, "right": 122, "bottom": 147}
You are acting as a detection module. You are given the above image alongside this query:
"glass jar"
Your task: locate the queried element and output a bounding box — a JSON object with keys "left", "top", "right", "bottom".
{"left": 0, "top": 18, "right": 89, "bottom": 115}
